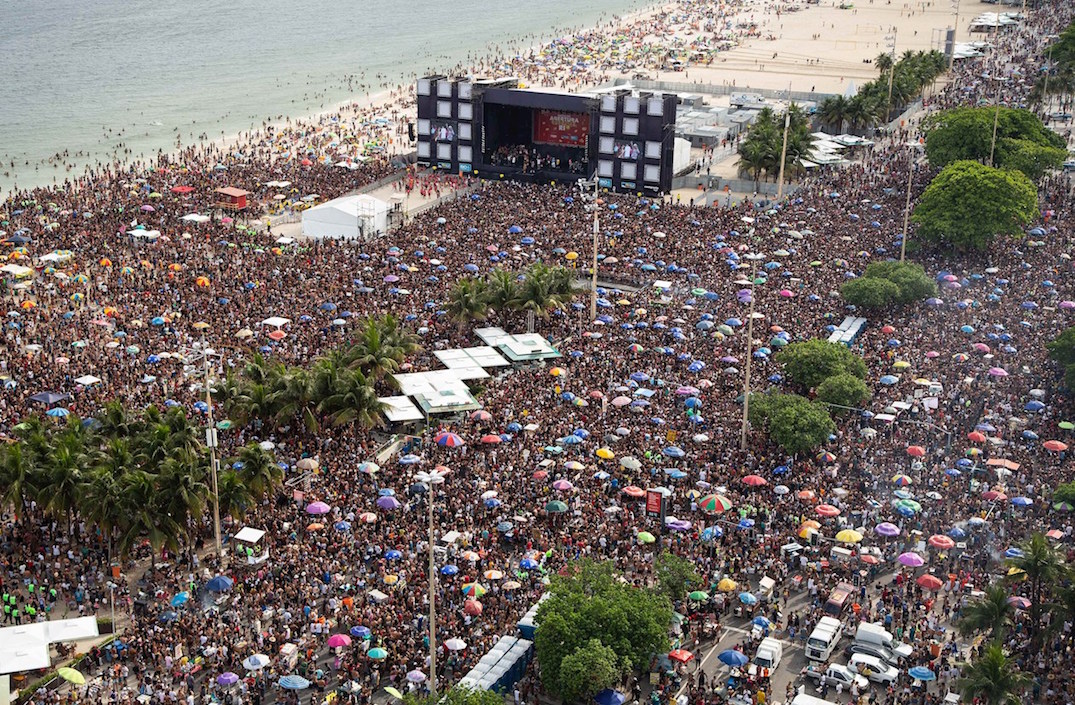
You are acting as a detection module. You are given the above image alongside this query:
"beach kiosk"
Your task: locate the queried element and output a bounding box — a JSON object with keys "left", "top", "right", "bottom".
{"left": 232, "top": 526, "right": 269, "bottom": 565}
{"left": 213, "top": 187, "right": 251, "bottom": 211}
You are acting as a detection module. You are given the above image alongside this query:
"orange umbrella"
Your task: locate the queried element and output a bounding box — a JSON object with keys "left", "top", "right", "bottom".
{"left": 800, "top": 520, "right": 821, "bottom": 530}
{"left": 195, "top": 276, "right": 210, "bottom": 287}
{"left": 797, "top": 489, "right": 816, "bottom": 501}
{"left": 267, "top": 330, "right": 286, "bottom": 341}
{"left": 967, "top": 431, "right": 986, "bottom": 443}
{"left": 1044, "top": 440, "right": 1068, "bottom": 452}
{"left": 99, "top": 258, "right": 112, "bottom": 267}
{"left": 916, "top": 574, "right": 943, "bottom": 591}
{"left": 906, "top": 445, "right": 926, "bottom": 457}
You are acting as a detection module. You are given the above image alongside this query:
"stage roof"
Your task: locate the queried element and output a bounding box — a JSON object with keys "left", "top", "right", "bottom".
{"left": 497, "top": 333, "right": 562, "bottom": 362}
{"left": 434, "top": 346, "right": 511, "bottom": 369}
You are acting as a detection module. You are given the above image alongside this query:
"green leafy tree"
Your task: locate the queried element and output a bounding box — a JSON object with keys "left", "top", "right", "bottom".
{"left": 402, "top": 686, "right": 504, "bottom": 705}
{"left": 769, "top": 397, "right": 836, "bottom": 456}
{"left": 923, "top": 107, "right": 1065, "bottom": 176}
{"left": 777, "top": 339, "right": 867, "bottom": 391}
{"left": 1046, "top": 326, "right": 1075, "bottom": 388}
{"left": 841, "top": 277, "right": 902, "bottom": 308}
{"left": 815, "top": 373, "right": 872, "bottom": 411}
{"left": 655, "top": 551, "right": 702, "bottom": 602}
{"left": 957, "top": 584, "right": 1015, "bottom": 640}
{"left": 956, "top": 642, "right": 1032, "bottom": 705}
{"left": 1054, "top": 480, "right": 1075, "bottom": 506}
{"left": 911, "top": 161, "right": 1038, "bottom": 252}
{"left": 535, "top": 560, "right": 672, "bottom": 699}
{"left": 559, "top": 640, "right": 622, "bottom": 704}
{"left": 232, "top": 442, "right": 284, "bottom": 498}
{"left": 862, "top": 261, "right": 937, "bottom": 303}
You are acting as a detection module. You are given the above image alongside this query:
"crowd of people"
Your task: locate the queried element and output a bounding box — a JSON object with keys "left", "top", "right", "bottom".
{"left": 3, "top": 4, "right": 1075, "bottom": 705}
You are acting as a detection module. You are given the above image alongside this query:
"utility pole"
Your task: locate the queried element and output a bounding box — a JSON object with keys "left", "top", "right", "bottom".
{"left": 885, "top": 28, "right": 898, "bottom": 127}
{"left": 776, "top": 110, "right": 791, "bottom": 200}
{"left": 901, "top": 149, "right": 914, "bottom": 263}
{"left": 740, "top": 253, "right": 765, "bottom": 450}
{"left": 989, "top": 70, "right": 1004, "bottom": 167}
{"left": 948, "top": 0, "right": 961, "bottom": 70}
{"left": 200, "top": 330, "right": 224, "bottom": 568}
{"left": 577, "top": 175, "right": 601, "bottom": 322}
{"left": 415, "top": 469, "right": 445, "bottom": 698}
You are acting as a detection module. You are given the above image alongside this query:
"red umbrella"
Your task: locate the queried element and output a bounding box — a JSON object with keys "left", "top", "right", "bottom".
{"left": 480, "top": 434, "right": 502, "bottom": 444}
{"left": 881, "top": 325, "right": 896, "bottom": 334}
{"left": 982, "top": 490, "right": 1007, "bottom": 501}
{"left": 463, "top": 600, "right": 483, "bottom": 616}
{"left": 797, "top": 489, "right": 816, "bottom": 501}
{"left": 742, "top": 475, "right": 767, "bottom": 486}
{"left": 906, "top": 445, "right": 926, "bottom": 457}
{"left": 816, "top": 504, "right": 840, "bottom": 517}
{"left": 622, "top": 485, "right": 645, "bottom": 498}
{"left": 928, "top": 534, "right": 955, "bottom": 550}
{"left": 267, "top": 330, "right": 286, "bottom": 341}
{"left": 170, "top": 185, "right": 195, "bottom": 194}
{"left": 301, "top": 158, "right": 313, "bottom": 166}
{"left": 668, "top": 649, "right": 694, "bottom": 663}
{"left": 860, "top": 555, "right": 880, "bottom": 565}
{"left": 967, "top": 431, "right": 986, "bottom": 443}
{"left": 916, "top": 574, "right": 943, "bottom": 591}
{"left": 1045, "top": 440, "right": 1069, "bottom": 452}
{"left": 532, "top": 471, "right": 549, "bottom": 480}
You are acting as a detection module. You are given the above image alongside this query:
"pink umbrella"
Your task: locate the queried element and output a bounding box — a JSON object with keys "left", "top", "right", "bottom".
{"left": 327, "top": 634, "right": 352, "bottom": 648}
{"left": 611, "top": 396, "right": 632, "bottom": 407}
{"left": 816, "top": 504, "right": 840, "bottom": 517}
{"left": 897, "top": 551, "right": 924, "bottom": 567}
{"left": 1061, "top": 301, "right": 1075, "bottom": 310}
{"left": 778, "top": 289, "right": 794, "bottom": 298}
{"left": 306, "top": 501, "right": 331, "bottom": 515}
{"left": 973, "top": 343, "right": 991, "bottom": 353}
{"left": 924, "top": 351, "right": 940, "bottom": 358}
{"left": 987, "top": 367, "right": 1008, "bottom": 377}
{"left": 552, "top": 479, "right": 574, "bottom": 492}
{"left": 140, "top": 205, "right": 155, "bottom": 212}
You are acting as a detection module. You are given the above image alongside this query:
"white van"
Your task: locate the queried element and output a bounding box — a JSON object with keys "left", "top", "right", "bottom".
{"left": 854, "top": 622, "right": 913, "bottom": 659}
{"left": 754, "top": 637, "right": 784, "bottom": 670}
{"left": 805, "top": 616, "right": 843, "bottom": 661}
{"left": 791, "top": 693, "right": 841, "bottom": 705}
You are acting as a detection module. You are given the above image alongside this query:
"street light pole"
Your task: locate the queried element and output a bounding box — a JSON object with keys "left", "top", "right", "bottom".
{"left": 201, "top": 331, "right": 224, "bottom": 567}
{"left": 740, "top": 253, "right": 765, "bottom": 450}
{"left": 416, "top": 470, "right": 445, "bottom": 697}
{"left": 901, "top": 149, "right": 914, "bottom": 263}
{"left": 776, "top": 110, "right": 791, "bottom": 201}
{"left": 576, "top": 175, "right": 602, "bottom": 323}
{"left": 948, "top": 0, "right": 961, "bottom": 70}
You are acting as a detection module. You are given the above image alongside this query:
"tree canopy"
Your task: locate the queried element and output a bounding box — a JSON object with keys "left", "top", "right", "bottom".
{"left": 842, "top": 261, "right": 936, "bottom": 309}
{"left": 911, "top": 160, "right": 1038, "bottom": 252}
{"left": 736, "top": 105, "right": 815, "bottom": 187}
{"left": 777, "top": 339, "right": 867, "bottom": 391}
{"left": 841, "top": 277, "right": 902, "bottom": 309}
{"left": 1046, "top": 325, "right": 1075, "bottom": 388}
{"left": 815, "top": 373, "right": 872, "bottom": 411}
{"left": 534, "top": 560, "right": 672, "bottom": 700}
{"left": 923, "top": 107, "right": 1065, "bottom": 179}
{"left": 749, "top": 393, "right": 836, "bottom": 455}
{"left": 655, "top": 551, "right": 702, "bottom": 603}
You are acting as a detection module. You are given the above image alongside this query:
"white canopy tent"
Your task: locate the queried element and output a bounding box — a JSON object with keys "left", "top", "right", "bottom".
{"left": 301, "top": 194, "right": 389, "bottom": 240}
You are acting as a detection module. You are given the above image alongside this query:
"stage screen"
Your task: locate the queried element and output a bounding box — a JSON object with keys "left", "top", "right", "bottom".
{"left": 533, "top": 110, "right": 589, "bottom": 147}
{"left": 431, "top": 121, "right": 456, "bottom": 142}
{"left": 482, "top": 104, "right": 590, "bottom": 176}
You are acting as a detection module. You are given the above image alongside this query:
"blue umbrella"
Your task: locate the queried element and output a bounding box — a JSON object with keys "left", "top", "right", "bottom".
{"left": 751, "top": 616, "right": 771, "bottom": 629}
{"left": 948, "top": 527, "right": 967, "bottom": 539}
{"left": 1011, "top": 497, "right": 1033, "bottom": 507}
{"left": 159, "top": 611, "right": 178, "bottom": 622}
{"left": 385, "top": 549, "right": 402, "bottom": 560}
{"left": 497, "top": 521, "right": 514, "bottom": 533}
{"left": 718, "top": 650, "right": 749, "bottom": 667}
{"left": 350, "top": 625, "right": 371, "bottom": 639}
{"left": 206, "top": 575, "right": 233, "bottom": 592}
{"left": 701, "top": 525, "right": 723, "bottom": 541}
{"left": 908, "top": 667, "right": 936, "bottom": 681}
{"left": 595, "top": 690, "right": 626, "bottom": 705}
{"left": 170, "top": 592, "right": 189, "bottom": 607}
{"left": 334, "top": 520, "right": 352, "bottom": 531}
{"left": 1005, "top": 547, "right": 1024, "bottom": 558}
{"left": 484, "top": 498, "right": 502, "bottom": 508}
{"left": 738, "top": 518, "right": 755, "bottom": 529}
{"left": 663, "top": 446, "right": 685, "bottom": 458}
{"left": 441, "top": 565, "right": 459, "bottom": 576}
{"left": 520, "top": 558, "right": 540, "bottom": 570}
{"left": 279, "top": 676, "right": 311, "bottom": 690}
{"left": 739, "top": 592, "right": 758, "bottom": 605}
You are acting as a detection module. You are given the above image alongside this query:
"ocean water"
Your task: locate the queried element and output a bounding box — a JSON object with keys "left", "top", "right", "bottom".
{"left": 0, "top": 0, "right": 644, "bottom": 193}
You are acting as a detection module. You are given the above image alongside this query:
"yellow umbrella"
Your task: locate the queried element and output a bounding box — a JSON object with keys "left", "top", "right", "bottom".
{"left": 717, "top": 578, "right": 737, "bottom": 592}
{"left": 835, "top": 529, "right": 863, "bottom": 543}
{"left": 799, "top": 526, "right": 819, "bottom": 539}
{"left": 57, "top": 668, "right": 85, "bottom": 685}
{"left": 549, "top": 367, "right": 566, "bottom": 377}
{"left": 892, "top": 360, "right": 911, "bottom": 369}
{"left": 565, "top": 251, "right": 579, "bottom": 261}
{"left": 385, "top": 688, "right": 404, "bottom": 700}
{"left": 595, "top": 448, "right": 614, "bottom": 460}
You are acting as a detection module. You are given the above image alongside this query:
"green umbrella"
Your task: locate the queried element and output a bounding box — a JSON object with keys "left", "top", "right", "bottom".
{"left": 637, "top": 531, "right": 656, "bottom": 544}
{"left": 368, "top": 647, "right": 388, "bottom": 660}
{"left": 691, "top": 288, "right": 707, "bottom": 296}
{"left": 216, "top": 420, "right": 233, "bottom": 430}
{"left": 546, "top": 500, "right": 568, "bottom": 513}
{"left": 57, "top": 668, "right": 85, "bottom": 685}
{"left": 1053, "top": 501, "right": 1073, "bottom": 512}
{"left": 385, "top": 688, "right": 404, "bottom": 700}
{"left": 1060, "top": 421, "right": 1074, "bottom": 430}
{"left": 688, "top": 590, "right": 709, "bottom": 601}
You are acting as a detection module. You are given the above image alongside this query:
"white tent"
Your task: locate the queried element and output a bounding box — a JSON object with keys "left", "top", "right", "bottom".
{"left": 301, "top": 194, "right": 389, "bottom": 240}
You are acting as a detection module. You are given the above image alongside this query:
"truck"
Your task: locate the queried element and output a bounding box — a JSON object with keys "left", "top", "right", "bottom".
{"left": 754, "top": 637, "right": 784, "bottom": 670}
{"left": 802, "top": 663, "right": 870, "bottom": 691}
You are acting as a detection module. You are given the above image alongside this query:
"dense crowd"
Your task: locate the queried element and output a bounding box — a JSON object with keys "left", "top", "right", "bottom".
{"left": 3, "top": 5, "right": 1075, "bottom": 705}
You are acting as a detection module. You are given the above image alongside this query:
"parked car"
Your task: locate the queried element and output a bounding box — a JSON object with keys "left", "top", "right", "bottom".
{"left": 802, "top": 663, "right": 870, "bottom": 691}
{"left": 848, "top": 653, "right": 900, "bottom": 684}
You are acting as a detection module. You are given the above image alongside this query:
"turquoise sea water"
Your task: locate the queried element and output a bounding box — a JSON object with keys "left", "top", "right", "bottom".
{"left": 0, "top": 0, "right": 644, "bottom": 192}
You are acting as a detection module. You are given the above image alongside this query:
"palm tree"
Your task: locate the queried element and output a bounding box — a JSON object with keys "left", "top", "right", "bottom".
{"left": 269, "top": 367, "right": 316, "bottom": 430}
{"left": 97, "top": 400, "right": 141, "bottom": 440}
{"left": 347, "top": 318, "right": 405, "bottom": 381}
{"left": 82, "top": 469, "right": 129, "bottom": 560}
{"left": 0, "top": 442, "right": 36, "bottom": 523}
{"left": 317, "top": 369, "right": 385, "bottom": 429}
{"left": 956, "top": 642, "right": 1031, "bottom": 705}
{"left": 1006, "top": 532, "right": 1067, "bottom": 637}
{"left": 818, "top": 96, "right": 851, "bottom": 133}
{"left": 155, "top": 455, "right": 210, "bottom": 540}
{"left": 231, "top": 382, "right": 275, "bottom": 427}
{"left": 446, "top": 277, "right": 490, "bottom": 329}
{"left": 957, "top": 584, "right": 1015, "bottom": 639}
{"left": 117, "top": 469, "right": 181, "bottom": 563}
{"left": 875, "top": 52, "right": 894, "bottom": 76}
{"left": 846, "top": 95, "right": 881, "bottom": 134}
{"left": 162, "top": 407, "right": 201, "bottom": 457}
{"left": 41, "top": 427, "right": 91, "bottom": 527}
{"left": 232, "top": 443, "right": 284, "bottom": 499}
{"left": 517, "top": 264, "right": 566, "bottom": 332}
{"left": 486, "top": 268, "right": 522, "bottom": 311}
{"left": 216, "top": 469, "right": 256, "bottom": 521}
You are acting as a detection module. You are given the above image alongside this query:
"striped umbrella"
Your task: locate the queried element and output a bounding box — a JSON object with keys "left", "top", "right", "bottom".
{"left": 461, "top": 582, "right": 486, "bottom": 598}
{"left": 699, "top": 494, "right": 733, "bottom": 513}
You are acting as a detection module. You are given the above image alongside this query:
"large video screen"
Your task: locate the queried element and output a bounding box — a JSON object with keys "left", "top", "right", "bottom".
{"left": 431, "top": 121, "right": 456, "bottom": 142}
{"left": 533, "top": 110, "right": 589, "bottom": 147}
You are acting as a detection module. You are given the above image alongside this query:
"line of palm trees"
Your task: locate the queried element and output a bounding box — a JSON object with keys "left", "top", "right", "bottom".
{"left": 817, "top": 49, "right": 948, "bottom": 134}
{"left": 736, "top": 104, "right": 816, "bottom": 189}
{"left": 446, "top": 263, "right": 579, "bottom": 331}
{"left": 954, "top": 532, "right": 1073, "bottom": 705}
{"left": 217, "top": 313, "right": 421, "bottom": 432}
{"left": 1033, "top": 21, "right": 1075, "bottom": 108}
{"left": 0, "top": 403, "right": 282, "bottom": 561}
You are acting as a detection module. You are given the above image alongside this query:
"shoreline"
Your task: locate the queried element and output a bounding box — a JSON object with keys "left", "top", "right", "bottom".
{"left": 1, "top": 0, "right": 969, "bottom": 202}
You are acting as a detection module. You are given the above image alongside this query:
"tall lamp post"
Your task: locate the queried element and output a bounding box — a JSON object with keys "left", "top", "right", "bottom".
{"left": 739, "top": 252, "right": 766, "bottom": 450}
{"left": 198, "top": 326, "right": 225, "bottom": 568}
{"left": 415, "top": 469, "right": 446, "bottom": 697}
{"left": 577, "top": 175, "right": 601, "bottom": 322}
{"left": 775, "top": 110, "right": 791, "bottom": 200}
{"left": 901, "top": 148, "right": 915, "bottom": 263}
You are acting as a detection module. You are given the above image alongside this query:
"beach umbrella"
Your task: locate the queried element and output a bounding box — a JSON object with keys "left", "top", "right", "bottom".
{"left": 717, "top": 578, "right": 737, "bottom": 592}
{"left": 206, "top": 575, "right": 234, "bottom": 592}
{"left": 435, "top": 432, "right": 464, "bottom": 447}
{"left": 816, "top": 504, "right": 840, "bottom": 517}
{"left": 1045, "top": 440, "right": 1068, "bottom": 452}
{"left": 595, "top": 690, "right": 626, "bottom": 705}
{"left": 908, "top": 667, "right": 936, "bottom": 682}
{"left": 898, "top": 552, "right": 924, "bottom": 567}
{"left": 835, "top": 529, "right": 863, "bottom": 543}
{"left": 444, "top": 638, "right": 467, "bottom": 651}
{"left": 279, "top": 676, "right": 311, "bottom": 690}
{"left": 57, "top": 668, "right": 85, "bottom": 686}
{"left": 1007, "top": 596, "right": 1032, "bottom": 610}
{"left": 242, "top": 654, "right": 270, "bottom": 670}
{"left": 637, "top": 531, "right": 656, "bottom": 544}
{"left": 916, "top": 574, "right": 943, "bottom": 591}
{"left": 546, "top": 500, "right": 568, "bottom": 513}
{"left": 718, "top": 650, "right": 748, "bottom": 667}
{"left": 367, "top": 648, "right": 388, "bottom": 660}
{"left": 699, "top": 494, "right": 732, "bottom": 513}
{"left": 742, "top": 475, "right": 767, "bottom": 486}
{"left": 928, "top": 534, "right": 955, "bottom": 550}
{"left": 875, "top": 522, "right": 900, "bottom": 537}
{"left": 305, "top": 501, "right": 331, "bottom": 515}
